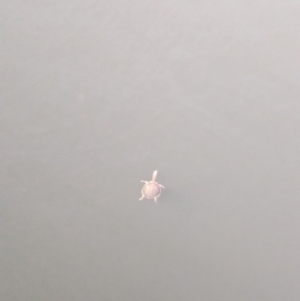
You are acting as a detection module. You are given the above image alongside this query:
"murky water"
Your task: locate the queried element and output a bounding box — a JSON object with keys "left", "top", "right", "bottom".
{"left": 1, "top": 1, "right": 300, "bottom": 300}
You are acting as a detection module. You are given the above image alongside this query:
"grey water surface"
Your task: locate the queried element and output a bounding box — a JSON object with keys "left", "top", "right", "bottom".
{"left": 1, "top": 1, "right": 300, "bottom": 300}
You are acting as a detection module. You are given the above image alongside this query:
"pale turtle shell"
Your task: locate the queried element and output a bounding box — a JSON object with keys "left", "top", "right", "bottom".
{"left": 142, "top": 182, "right": 161, "bottom": 198}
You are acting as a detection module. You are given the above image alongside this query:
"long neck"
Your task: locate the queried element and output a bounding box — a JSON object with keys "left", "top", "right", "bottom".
{"left": 152, "top": 170, "right": 157, "bottom": 182}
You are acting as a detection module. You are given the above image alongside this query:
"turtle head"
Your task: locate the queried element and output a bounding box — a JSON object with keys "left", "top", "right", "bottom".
{"left": 152, "top": 170, "right": 158, "bottom": 182}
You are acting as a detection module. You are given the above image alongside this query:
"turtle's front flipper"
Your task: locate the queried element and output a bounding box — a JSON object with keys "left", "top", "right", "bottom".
{"left": 141, "top": 180, "right": 147, "bottom": 183}
{"left": 139, "top": 195, "right": 144, "bottom": 201}
{"left": 159, "top": 184, "right": 165, "bottom": 189}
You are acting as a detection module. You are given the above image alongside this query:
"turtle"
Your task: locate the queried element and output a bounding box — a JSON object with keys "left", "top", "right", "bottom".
{"left": 139, "top": 170, "right": 165, "bottom": 203}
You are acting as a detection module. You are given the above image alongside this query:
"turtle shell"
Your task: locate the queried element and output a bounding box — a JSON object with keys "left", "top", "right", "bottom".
{"left": 142, "top": 182, "right": 161, "bottom": 198}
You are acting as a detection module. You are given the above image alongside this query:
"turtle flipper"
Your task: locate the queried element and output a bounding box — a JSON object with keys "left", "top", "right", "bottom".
{"left": 159, "top": 184, "right": 165, "bottom": 189}
{"left": 139, "top": 195, "right": 145, "bottom": 201}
